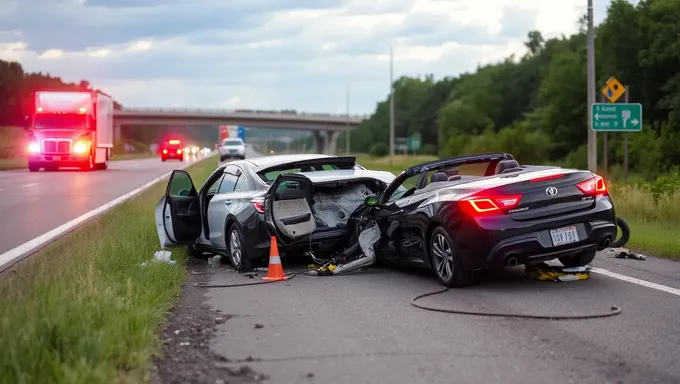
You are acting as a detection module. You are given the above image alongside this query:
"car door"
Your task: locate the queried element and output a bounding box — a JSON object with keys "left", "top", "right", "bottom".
{"left": 264, "top": 174, "right": 316, "bottom": 245}
{"left": 369, "top": 172, "right": 422, "bottom": 261}
{"left": 155, "top": 170, "right": 202, "bottom": 248}
{"left": 206, "top": 166, "right": 242, "bottom": 248}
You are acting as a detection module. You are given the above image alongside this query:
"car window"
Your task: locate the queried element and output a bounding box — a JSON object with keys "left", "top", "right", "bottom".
{"left": 386, "top": 174, "right": 420, "bottom": 203}
{"left": 223, "top": 139, "right": 243, "bottom": 146}
{"left": 234, "top": 176, "right": 248, "bottom": 191}
{"left": 168, "top": 172, "right": 194, "bottom": 196}
{"left": 218, "top": 174, "right": 239, "bottom": 193}
{"left": 206, "top": 174, "right": 224, "bottom": 195}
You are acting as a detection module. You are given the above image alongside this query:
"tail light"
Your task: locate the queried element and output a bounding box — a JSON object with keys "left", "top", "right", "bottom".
{"left": 176, "top": 149, "right": 182, "bottom": 154}
{"left": 162, "top": 149, "right": 168, "bottom": 154}
{"left": 251, "top": 197, "right": 265, "bottom": 213}
{"left": 462, "top": 194, "right": 523, "bottom": 215}
{"left": 576, "top": 175, "right": 607, "bottom": 195}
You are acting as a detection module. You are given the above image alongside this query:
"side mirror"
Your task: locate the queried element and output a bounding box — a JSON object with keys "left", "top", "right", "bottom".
{"left": 364, "top": 194, "right": 380, "bottom": 207}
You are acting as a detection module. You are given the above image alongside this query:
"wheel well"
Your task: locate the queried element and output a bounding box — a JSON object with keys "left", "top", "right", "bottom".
{"left": 424, "top": 222, "right": 441, "bottom": 266}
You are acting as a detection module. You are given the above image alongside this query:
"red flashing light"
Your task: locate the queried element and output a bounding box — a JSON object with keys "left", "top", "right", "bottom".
{"left": 462, "top": 194, "right": 523, "bottom": 215}
{"left": 530, "top": 174, "right": 564, "bottom": 182}
{"left": 168, "top": 139, "right": 181, "bottom": 145}
{"left": 576, "top": 175, "right": 607, "bottom": 195}
{"left": 251, "top": 197, "right": 265, "bottom": 213}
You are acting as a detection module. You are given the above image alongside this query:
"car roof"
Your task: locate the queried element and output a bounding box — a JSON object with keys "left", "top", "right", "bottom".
{"left": 242, "top": 154, "right": 335, "bottom": 171}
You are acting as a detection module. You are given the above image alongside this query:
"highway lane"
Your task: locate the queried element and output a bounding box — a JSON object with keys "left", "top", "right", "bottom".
{"left": 205, "top": 253, "right": 680, "bottom": 383}
{"left": 0, "top": 154, "right": 211, "bottom": 255}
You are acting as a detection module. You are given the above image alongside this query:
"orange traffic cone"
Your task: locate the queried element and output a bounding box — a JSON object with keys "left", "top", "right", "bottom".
{"left": 263, "top": 236, "right": 288, "bottom": 281}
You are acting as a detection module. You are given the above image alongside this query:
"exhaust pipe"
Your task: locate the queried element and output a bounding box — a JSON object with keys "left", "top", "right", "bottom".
{"left": 507, "top": 257, "right": 518, "bottom": 267}
{"left": 602, "top": 237, "right": 611, "bottom": 248}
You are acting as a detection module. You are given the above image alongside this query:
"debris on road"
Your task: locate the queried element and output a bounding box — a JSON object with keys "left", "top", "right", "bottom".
{"left": 525, "top": 263, "right": 592, "bottom": 282}
{"left": 141, "top": 250, "right": 176, "bottom": 267}
{"left": 254, "top": 323, "right": 264, "bottom": 329}
{"left": 613, "top": 248, "right": 647, "bottom": 261}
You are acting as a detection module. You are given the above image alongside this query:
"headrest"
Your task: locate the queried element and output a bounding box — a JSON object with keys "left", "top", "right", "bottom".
{"left": 430, "top": 172, "right": 449, "bottom": 183}
{"left": 445, "top": 169, "right": 460, "bottom": 177}
{"left": 495, "top": 160, "right": 520, "bottom": 174}
{"left": 448, "top": 175, "right": 462, "bottom": 181}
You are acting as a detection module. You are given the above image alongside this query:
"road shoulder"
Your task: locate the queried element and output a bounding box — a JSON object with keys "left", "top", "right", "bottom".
{"left": 151, "top": 257, "right": 267, "bottom": 384}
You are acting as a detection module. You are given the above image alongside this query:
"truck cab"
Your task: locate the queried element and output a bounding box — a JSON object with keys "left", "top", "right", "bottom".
{"left": 25, "top": 91, "right": 113, "bottom": 172}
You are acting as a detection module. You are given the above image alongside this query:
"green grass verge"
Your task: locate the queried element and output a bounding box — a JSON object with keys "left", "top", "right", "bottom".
{"left": 0, "top": 156, "right": 219, "bottom": 384}
{"left": 358, "top": 155, "right": 680, "bottom": 260}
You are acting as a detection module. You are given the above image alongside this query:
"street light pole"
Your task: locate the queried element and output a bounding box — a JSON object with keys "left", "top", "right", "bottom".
{"left": 346, "top": 82, "right": 350, "bottom": 154}
{"left": 389, "top": 43, "right": 395, "bottom": 163}
{"left": 587, "top": 0, "right": 597, "bottom": 172}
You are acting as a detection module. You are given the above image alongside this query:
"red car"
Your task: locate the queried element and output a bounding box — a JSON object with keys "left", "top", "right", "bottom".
{"left": 161, "top": 139, "right": 184, "bottom": 162}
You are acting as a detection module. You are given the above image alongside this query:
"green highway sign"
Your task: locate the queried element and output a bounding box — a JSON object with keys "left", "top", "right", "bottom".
{"left": 591, "top": 103, "right": 642, "bottom": 132}
{"left": 407, "top": 133, "right": 422, "bottom": 151}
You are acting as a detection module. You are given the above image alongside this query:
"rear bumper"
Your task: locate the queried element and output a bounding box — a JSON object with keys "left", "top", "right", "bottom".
{"left": 28, "top": 154, "right": 89, "bottom": 167}
{"left": 162, "top": 153, "right": 184, "bottom": 160}
{"left": 453, "top": 196, "right": 617, "bottom": 270}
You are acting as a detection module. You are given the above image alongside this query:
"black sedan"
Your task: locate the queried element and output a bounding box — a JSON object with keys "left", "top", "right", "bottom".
{"left": 155, "top": 154, "right": 397, "bottom": 271}
{"left": 350, "top": 152, "right": 618, "bottom": 287}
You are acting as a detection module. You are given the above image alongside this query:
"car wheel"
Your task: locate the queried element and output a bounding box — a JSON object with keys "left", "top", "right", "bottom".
{"left": 227, "top": 224, "right": 253, "bottom": 272}
{"left": 28, "top": 164, "right": 39, "bottom": 172}
{"left": 558, "top": 248, "right": 596, "bottom": 267}
{"left": 429, "top": 226, "right": 474, "bottom": 288}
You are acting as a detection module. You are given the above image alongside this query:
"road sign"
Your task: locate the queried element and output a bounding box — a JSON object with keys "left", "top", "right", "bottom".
{"left": 601, "top": 77, "right": 625, "bottom": 103}
{"left": 407, "top": 134, "right": 422, "bottom": 151}
{"left": 591, "top": 103, "right": 642, "bottom": 132}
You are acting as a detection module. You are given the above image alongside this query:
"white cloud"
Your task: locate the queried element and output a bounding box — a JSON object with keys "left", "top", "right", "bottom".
{"left": 0, "top": 0, "right": 630, "bottom": 114}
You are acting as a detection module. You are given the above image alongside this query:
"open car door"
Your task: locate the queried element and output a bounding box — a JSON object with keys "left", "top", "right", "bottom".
{"left": 264, "top": 174, "right": 317, "bottom": 244}
{"left": 155, "top": 170, "right": 202, "bottom": 248}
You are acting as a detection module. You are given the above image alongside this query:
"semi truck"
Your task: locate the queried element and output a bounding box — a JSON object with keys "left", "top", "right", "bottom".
{"left": 25, "top": 90, "right": 114, "bottom": 172}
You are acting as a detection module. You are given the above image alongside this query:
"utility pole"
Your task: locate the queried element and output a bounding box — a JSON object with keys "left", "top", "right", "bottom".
{"left": 346, "top": 82, "right": 350, "bottom": 154}
{"left": 389, "top": 44, "right": 395, "bottom": 164}
{"left": 586, "top": 0, "right": 597, "bottom": 172}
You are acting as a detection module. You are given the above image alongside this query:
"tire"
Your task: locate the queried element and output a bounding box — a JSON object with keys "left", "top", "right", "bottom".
{"left": 429, "top": 226, "right": 474, "bottom": 287}
{"left": 162, "top": 158, "right": 166, "bottom": 162}
{"left": 28, "top": 164, "right": 39, "bottom": 172}
{"left": 81, "top": 154, "right": 94, "bottom": 171}
{"left": 226, "top": 223, "right": 253, "bottom": 272}
{"left": 610, "top": 217, "right": 630, "bottom": 248}
{"left": 558, "top": 248, "right": 597, "bottom": 267}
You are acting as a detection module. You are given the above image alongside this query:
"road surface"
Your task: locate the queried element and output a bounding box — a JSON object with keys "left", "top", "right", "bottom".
{"left": 202, "top": 252, "right": 680, "bottom": 383}
{"left": 0, "top": 154, "right": 209, "bottom": 255}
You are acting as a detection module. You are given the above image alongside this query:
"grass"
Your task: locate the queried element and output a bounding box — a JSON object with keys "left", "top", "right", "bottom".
{"left": 0, "top": 155, "right": 219, "bottom": 384}
{"left": 357, "top": 154, "right": 680, "bottom": 260}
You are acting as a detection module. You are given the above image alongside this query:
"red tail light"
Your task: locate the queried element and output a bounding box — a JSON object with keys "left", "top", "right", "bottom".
{"left": 530, "top": 174, "right": 564, "bottom": 182}
{"left": 576, "top": 175, "right": 607, "bottom": 195}
{"left": 462, "top": 194, "right": 523, "bottom": 215}
{"left": 251, "top": 197, "right": 265, "bottom": 213}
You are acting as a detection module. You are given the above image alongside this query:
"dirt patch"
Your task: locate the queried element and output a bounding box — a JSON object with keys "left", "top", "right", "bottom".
{"left": 150, "top": 257, "right": 268, "bottom": 384}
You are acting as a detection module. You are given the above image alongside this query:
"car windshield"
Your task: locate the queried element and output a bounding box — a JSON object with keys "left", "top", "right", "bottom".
{"left": 223, "top": 140, "right": 242, "bottom": 145}
{"left": 33, "top": 113, "right": 87, "bottom": 130}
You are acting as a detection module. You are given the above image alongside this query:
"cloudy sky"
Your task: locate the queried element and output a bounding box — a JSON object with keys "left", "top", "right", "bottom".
{"left": 1, "top": 0, "right": 623, "bottom": 114}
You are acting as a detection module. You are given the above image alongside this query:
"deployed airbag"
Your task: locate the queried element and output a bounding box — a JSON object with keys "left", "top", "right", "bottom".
{"left": 312, "top": 183, "right": 373, "bottom": 228}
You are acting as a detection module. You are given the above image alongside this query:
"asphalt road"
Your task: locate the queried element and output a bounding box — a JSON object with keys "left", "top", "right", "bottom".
{"left": 0, "top": 153, "right": 209, "bottom": 255}
{"left": 205, "top": 251, "right": 680, "bottom": 383}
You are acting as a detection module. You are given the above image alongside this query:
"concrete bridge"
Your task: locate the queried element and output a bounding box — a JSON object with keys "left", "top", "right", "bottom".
{"left": 112, "top": 108, "right": 368, "bottom": 154}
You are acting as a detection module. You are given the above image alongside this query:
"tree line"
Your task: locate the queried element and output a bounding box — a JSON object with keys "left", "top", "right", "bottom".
{"left": 344, "top": 0, "right": 680, "bottom": 179}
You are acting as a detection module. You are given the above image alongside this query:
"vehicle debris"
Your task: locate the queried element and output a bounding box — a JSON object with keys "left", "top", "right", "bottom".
{"left": 307, "top": 220, "right": 381, "bottom": 276}
{"left": 614, "top": 248, "right": 646, "bottom": 260}
{"left": 525, "top": 263, "right": 592, "bottom": 282}
{"left": 141, "top": 250, "right": 176, "bottom": 267}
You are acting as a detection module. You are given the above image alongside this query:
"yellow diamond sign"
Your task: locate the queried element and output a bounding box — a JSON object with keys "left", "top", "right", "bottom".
{"left": 601, "top": 77, "right": 625, "bottom": 103}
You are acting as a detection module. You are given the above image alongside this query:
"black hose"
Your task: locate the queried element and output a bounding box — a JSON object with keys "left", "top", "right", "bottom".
{"left": 610, "top": 217, "right": 631, "bottom": 248}
{"left": 411, "top": 287, "right": 622, "bottom": 320}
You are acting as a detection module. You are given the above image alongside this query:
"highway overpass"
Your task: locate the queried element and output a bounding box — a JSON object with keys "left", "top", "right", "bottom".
{"left": 113, "top": 108, "right": 368, "bottom": 154}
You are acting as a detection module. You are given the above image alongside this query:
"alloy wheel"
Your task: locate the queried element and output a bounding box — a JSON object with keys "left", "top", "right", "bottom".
{"left": 432, "top": 233, "right": 454, "bottom": 282}
{"left": 229, "top": 229, "right": 242, "bottom": 267}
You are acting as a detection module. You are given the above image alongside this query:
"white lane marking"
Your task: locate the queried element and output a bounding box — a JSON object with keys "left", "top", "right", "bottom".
{"left": 0, "top": 154, "right": 213, "bottom": 271}
{"left": 592, "top": 268, "right": 680, "bottom": 297}
{"left": 20, "top": 183, "right": 37, "bottom": 188}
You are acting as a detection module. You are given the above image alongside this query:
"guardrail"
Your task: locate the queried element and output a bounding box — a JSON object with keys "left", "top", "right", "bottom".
{"left": 119, "top": 107, "right": 369, "bottom": 120}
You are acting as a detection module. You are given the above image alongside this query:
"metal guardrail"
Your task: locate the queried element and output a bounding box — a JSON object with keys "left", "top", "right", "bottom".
{"left": 119, "top": 107, "right": 368, "bottom": 120}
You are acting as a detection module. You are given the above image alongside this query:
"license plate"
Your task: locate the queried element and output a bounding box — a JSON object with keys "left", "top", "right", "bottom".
{"left": 549, "top": 226, "right": 579, "bottom": 246}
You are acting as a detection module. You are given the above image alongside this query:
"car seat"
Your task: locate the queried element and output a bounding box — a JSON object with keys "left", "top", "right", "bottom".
{"left": 495, "top": 159, "right": 522, "bottom": 174}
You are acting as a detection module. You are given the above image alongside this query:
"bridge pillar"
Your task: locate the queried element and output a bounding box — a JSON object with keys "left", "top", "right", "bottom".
{"left": 313, "top": 130, "right": 325, "bottom": 154}
{"left": 114, "top": 123, "right": 122, "bottom": 143}
{"left": 325, "top": 131, "right": 339, "bottom": 154}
